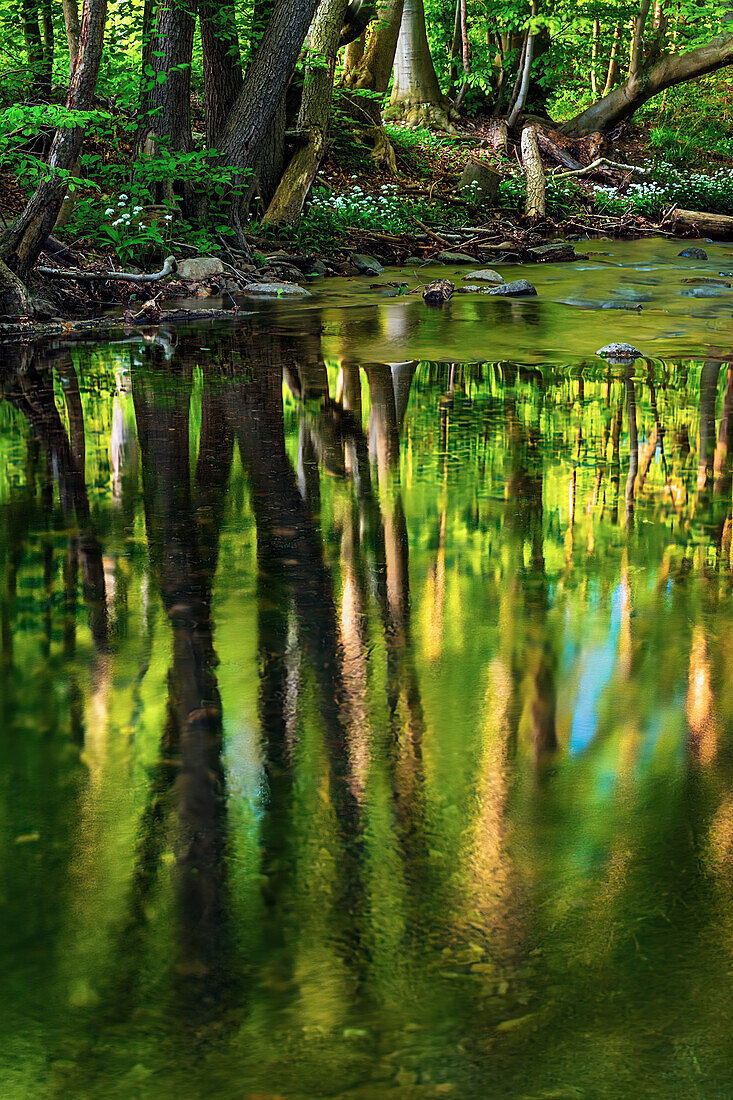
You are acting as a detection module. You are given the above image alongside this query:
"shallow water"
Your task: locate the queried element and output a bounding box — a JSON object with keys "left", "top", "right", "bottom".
{"left": 1, "top": 239, "right": 733, "bottom": 1099}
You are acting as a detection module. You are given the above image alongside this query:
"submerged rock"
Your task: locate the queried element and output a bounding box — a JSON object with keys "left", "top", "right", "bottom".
{"left": 463, "top": 268, "right": 504, "bottom": 284}
{"left": 487, "top": 279, "right": 537, "bottom": 297}
{"left": 682, "top": 276, "right": 731, "bottom": 286}
{"left": 240, "top": 282, "right": 311, "bottom": 297}
{"left": 596, "top": 342, "right": 643, "bottom": 361}
{"left": 350, "top": 253, "right": 384, "bottom": 275}
{"left": 526, "top": 243, "right": 577, "bottom": 263}
{"left": 423, "top": 279, "right": 454, "bottom": 303}
{"left": 437, "top": 251, "right": 477, "bottom": 264}
{"left": 681, "top": 286, "right": 726, "bottom": 298}
{"left": 678, "top": 247, "right": 708, "bottom": 260}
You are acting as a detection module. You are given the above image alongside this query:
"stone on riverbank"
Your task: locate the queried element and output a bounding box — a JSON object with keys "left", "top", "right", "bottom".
{"left": 178, "top": 257, "right": 225, "bottom": 280}
{"left": 526, "top": 243, "right": 577, "bottom": 263}
{"left": 678, "top": 247, "right": 708, "bottom": 260}
{"left": 458, "top": 160, "right": 501, "bottom": 206}
{"left": 351, "top": 253, "right": 384, "bottom": 275}
{"left": 438, "top": 252, "right": 477, "bottom": 264}
{"left": 423, "top": 280, "right": 454, "bottom": 303}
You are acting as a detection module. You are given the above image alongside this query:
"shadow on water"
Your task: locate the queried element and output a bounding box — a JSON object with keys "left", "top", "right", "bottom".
{"left": 1, "top": 316, "right": 733, "bottom": 1098}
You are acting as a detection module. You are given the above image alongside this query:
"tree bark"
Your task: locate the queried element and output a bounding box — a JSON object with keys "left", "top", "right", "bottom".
{"left": 507, "top": 0, "right": 538, "bottom": 128}
{"left": 628, "top": 0, "right": 652, "bottom": 80}
{"left": 602, "top": 21, "right": 621, "bottom": 96}
{"left": 199, "top": 0, "right": 244, "bottom": 148}
{"left": 21, "top": 0, "right": 45, "bottom": 93}
{"left": 138, "top": 0, "right": 195, "bottom": 160}
{"left": 0, "top": 259, "right": 30, "bottom": 319}
{"left": 591, "top": 19, "right": 599, "bottom": 95}
{"left": 0, "top": 0, "right": 108, "bottom": 281}
{"left": 63, "top": 0, "right": 80, "bottom": 70}
{"left": 263, "top": 0, "right": 350, "bottom": 228}
{"left": 563, "top": 32, "right": 733, "bottom": 137}
{"left": 340, "top": 0, "right": 405, "bottom": 172}
{"left": 388, "top": 0, "right": 454, "bottom": 130}
{"left": 342, "top": 0, "right": 404, "bottom": 91}
{"left": 216, "top": 0, "right": 321, "bottom": 240}
{"left": 521, "top": 124, "right": 545, "bottom": 220}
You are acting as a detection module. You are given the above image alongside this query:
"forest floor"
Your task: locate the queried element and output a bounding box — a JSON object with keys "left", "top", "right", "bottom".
{"left": 4, "top": 113, "right": 733, "bottom": 326}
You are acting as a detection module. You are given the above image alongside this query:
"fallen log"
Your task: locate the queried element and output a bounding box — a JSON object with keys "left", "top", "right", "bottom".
{"left": 671, "top": 209, "right": 733, "bottom": 239}
{"left": 36, "top": 255, "right": 177, "bottom": 284}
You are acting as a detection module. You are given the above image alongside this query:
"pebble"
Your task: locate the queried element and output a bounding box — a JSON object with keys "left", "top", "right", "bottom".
{"left": 487, "top": 279, "right": 537, "bottom": 297}
{"left": 462, "top": 268, "right": 505, "bottom": 284}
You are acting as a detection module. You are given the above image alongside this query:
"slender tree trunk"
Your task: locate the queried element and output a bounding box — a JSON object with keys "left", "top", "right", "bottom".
{"left": 602, "top": 21, "right": 621, "bottom": 96}
{"left": 21, "top": 0, "right": 45, "bottom": 92}
{"left": 0, "top": 0, "right": 108, "bottom": 282}
{"left": 507, "top": 0, "right": 538, "bottom": 128}
{"left": 0, "top": 259, "right": 30, "bottom": 318}
{"left": 563, "top": 32, "right": 733, "bottom": 136}
{"left": 591, "top": 19, "right": 599, "bottom": 95}
{"left": 63, "top": 0, "right": 80, "bottom": 70}
{"left": 628, "top": 0, "right": 652, "bottom": 80}
{"left": 388, "top": 0, "right": 454, "bottom": 130}
{"left": 39, "top": 0, "right": 54, "bottom": 95}
{"left": 216, "top": 0, "right": 321, "bottom": 242}
{"left": 199, "top": 0, "right": 244, "bottom": 147}
{"left": 263, "top": 0, "right": 350, "bottom": 228}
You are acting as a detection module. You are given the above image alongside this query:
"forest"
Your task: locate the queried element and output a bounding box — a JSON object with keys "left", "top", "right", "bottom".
{"left": 1, "top": 0, "right": 733, "bottom": 320}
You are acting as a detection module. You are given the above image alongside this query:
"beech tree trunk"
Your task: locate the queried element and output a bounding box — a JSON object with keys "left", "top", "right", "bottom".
{"left": 0, "top": 0, "right": 108, "bottom": 282}
{"left": 341, "top": 0, "right": 405, "bottom": 172}
{"left": 342, "top": 0, "right": 404, "bottom": 91}
{"left": 199, "top": 0, "right": 244, "bottom": 147}
{"left": 216, "top": 0, "right": 321, "bottom": 240}
{"left": 563, "top": 32, "right": 733, "bottom": 136}
{"left": 388, "top": 0, "right": 454, "bottom": 130}
{"left": 263, "top": 0, "right": 350, "bottom": 228}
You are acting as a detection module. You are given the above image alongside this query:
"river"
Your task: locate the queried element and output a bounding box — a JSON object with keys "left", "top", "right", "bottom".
{"left": 1, "top": 239, "right": 732, "bottom": 1099}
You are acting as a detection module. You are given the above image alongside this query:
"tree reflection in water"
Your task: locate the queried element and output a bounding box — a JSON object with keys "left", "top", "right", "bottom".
{"left": 1, "top": 331, "right": 733, "bottom": 1099}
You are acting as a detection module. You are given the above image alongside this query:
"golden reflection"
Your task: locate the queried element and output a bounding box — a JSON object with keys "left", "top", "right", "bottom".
{"left": 687, "top": 625, "right": 717, "bottom": 764}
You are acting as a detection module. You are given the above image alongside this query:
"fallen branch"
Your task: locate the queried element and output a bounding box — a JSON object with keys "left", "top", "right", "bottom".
{"left": 552, "top": 157, "right": 651, "bottom": 180}
{"left": 36, "top": 255, "right": 178, "bottom": 284}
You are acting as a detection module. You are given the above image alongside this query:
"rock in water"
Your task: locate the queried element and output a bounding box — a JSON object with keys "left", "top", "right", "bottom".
{"left": 681, "top": 277, "right": 731, "bottom": 286}
{"left": 351, "top": 253, "right": 384, "bottom": 275}
{"left": 596, "top": 342, "right": 643, "bottom": 361}
{"left": 526, "top": 243, "right": 577, "bottom": 263}
{"left": 463, "top": 269, "right": 505, "bottom": 284}
{"left": 487, "top": 280, "right": 537, "bottom": 297}
{"left": 240, "top": 282, "right": 312, "bottom": 297}
{"left": 437, "top": 252, "right": 477, "bottom": 264}
{"left": 178, "top": 256, "right": 225, "bottom": 280}
{"left": 423, "top": 279, "right": 454, "bottom": 304}
{"left": 678, "top": 247, "right": 708, "bottom": 260}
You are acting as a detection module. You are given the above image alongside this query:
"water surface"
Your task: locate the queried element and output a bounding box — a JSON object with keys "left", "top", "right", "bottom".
{"left": 1, "top": 243, "right": 733, "bottom": 1099}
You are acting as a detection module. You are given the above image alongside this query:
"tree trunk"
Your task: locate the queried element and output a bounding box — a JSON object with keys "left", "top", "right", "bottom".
{"left": 602, "top": 21, "right": 621, "bottom": 96}
{"left": 0, "top": 0, "right": 108, "bottom": 281}
{"left": 340, "top": 0, "right": 405, "bottom": 172}
{"left": 388, "top": 0, "right": 454, "bottom": 130}
{"left": 216, "top": 0, "right": 322, "bottom": 241}
{"left": 39, "top": 0, "right": 54, "bottom": 95}
{"left": 342, "top": 0, "right": 404, "bottom": 91}
{"left": 199, "top": 0, "right": 244, "bottom": 148}
{"left": 263, "top": 0, "right": 350, "bottom": 228}
{"left": 521, "top": 124, "right": 545, "bottom": 220}
{"left": 563, "top": 32, "right": 733, "bottom": 137}
{"left": 628, "top": 0, "right": 652, "bottom": 80}
{"left": 591, "top": 19, "right": 599, "bottom": 95}
{"left": 138, "top": 0, "right": 195, "bottom": 160}
{"left": 21, "top": 0, "right": 45, "bottom": 92}
{"left": 507, "top": 0, "right": 538, "bottom": 128}
{"left": 0, "top": 259, "right": 30, "bottom": 319}
{"left": 63, "top": 0, "right": 80, "bottom": 70}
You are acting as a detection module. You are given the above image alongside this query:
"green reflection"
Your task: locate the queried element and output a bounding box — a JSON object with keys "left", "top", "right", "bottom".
{"left": 0, "top": 321, "right": 732, "bottom": 1100}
